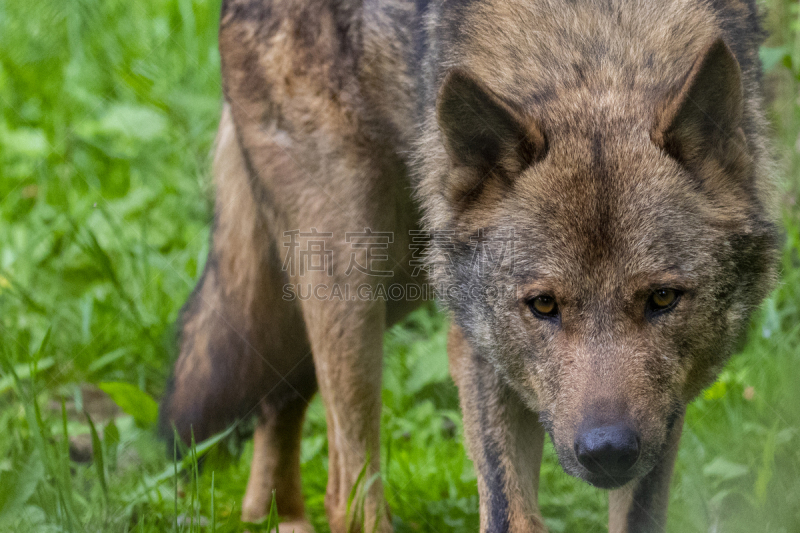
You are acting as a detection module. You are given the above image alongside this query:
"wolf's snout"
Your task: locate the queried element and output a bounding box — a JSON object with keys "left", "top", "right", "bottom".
{"left": 574, "top": 424, "right": 640, "bottom": 476}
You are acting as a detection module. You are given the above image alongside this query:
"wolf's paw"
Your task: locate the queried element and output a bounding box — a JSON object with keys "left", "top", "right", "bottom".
{"left": 271, "top": 519, "right": 316, "bottom": 533}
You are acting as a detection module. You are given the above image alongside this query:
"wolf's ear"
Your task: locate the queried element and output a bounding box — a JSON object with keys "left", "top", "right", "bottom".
{"left": 651, "top": 38, "right": 745, "bottom": 166}
{"left": 437, "top": 69, "right": 547, "bottom": 195}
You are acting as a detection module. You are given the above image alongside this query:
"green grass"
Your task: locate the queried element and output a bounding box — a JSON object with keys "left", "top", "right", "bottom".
{"left": 1, "top": 0, "right": 800, "bottom": 531}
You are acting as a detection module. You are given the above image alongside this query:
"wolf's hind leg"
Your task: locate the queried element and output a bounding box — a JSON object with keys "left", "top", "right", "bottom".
{"left": 242, "top": 396, "right": 315, "bottom": 532}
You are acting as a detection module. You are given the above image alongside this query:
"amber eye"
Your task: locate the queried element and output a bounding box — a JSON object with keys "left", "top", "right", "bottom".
{"left": 528, "top": 295, "right": 558, "bottom": 319}
{"left": 647, "top": 288, "right": 681, "bottom": 315}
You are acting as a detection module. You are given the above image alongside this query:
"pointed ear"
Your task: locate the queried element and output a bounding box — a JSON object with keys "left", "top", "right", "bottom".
{"left": 437, "top": 68, "right": 547, "bottom": 179}
{"left": 651, "top": 38, "right": 745, "bottom": 166}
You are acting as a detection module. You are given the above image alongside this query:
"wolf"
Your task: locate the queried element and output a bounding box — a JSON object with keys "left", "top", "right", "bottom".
{"left": 159, "top": 0, "right": 780, "bottom": 531}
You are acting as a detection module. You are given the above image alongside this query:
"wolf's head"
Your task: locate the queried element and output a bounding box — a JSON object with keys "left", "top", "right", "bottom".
{"left": 430, "top": 38, "right": 779, "bottom": 489}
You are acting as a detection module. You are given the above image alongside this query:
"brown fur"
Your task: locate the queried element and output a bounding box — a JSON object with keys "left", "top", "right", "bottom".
{"left": 159, "top": 0, "right": 779, "bottom": 531}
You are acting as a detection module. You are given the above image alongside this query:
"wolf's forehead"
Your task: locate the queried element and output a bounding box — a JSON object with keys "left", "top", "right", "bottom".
{"left": 509, "top": 137, "right": 706, "bottom": 285}
{"left": 510, "top": 214, "right": 700, "bottom": 296}
{"left": 518, "top": 125, "right": 689, "bottom": 223}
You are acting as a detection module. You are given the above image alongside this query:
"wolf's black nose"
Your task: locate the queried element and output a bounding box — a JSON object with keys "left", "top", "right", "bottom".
{"left": 574, "top": 424, "right": 640, "bottom": 475}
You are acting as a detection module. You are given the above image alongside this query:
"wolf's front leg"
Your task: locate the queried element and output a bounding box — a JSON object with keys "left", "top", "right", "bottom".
{"left": 301, "top": 286, "right": 391, "bottom": 533}
{"left": 448, "top": 324, "right": 548, "bottom": 533}
{"left": 608, "top": 410, "right": 685, "bottom": 533}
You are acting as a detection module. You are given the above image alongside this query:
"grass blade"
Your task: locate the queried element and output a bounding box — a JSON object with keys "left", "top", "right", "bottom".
{"left": 85, "top": 411, "right": 108, "bottom": 506}
{"left": 174, "top": 430, "right": 179, "bottom": 532}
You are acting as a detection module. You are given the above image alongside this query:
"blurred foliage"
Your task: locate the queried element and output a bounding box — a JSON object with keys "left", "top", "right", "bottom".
{"left": 1, "top": 0, "right": 799, "bottom": 531}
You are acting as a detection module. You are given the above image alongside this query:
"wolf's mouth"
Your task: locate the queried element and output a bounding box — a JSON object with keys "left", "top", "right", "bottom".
{"left": 581, "top": 471, "right": 636, "bottom": 490}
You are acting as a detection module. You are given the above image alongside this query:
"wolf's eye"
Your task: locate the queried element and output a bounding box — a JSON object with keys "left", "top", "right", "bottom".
{"left": 529, "top": 295, "right": 558, "bottom": 319}
{"left": 647, "top": 288, "right": 681, "bottom": 315}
